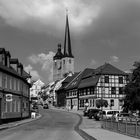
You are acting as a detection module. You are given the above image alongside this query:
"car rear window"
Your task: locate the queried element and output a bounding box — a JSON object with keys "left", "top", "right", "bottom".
{"left": 107, "top": 111, "right": 113, "bottom": 115}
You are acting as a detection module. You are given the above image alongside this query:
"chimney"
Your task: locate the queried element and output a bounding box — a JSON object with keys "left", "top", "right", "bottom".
{"left": 5, "top": 51, "right": 11, "bottom": 67}
{"left": 0, "top": 48, "right": 6, "bottom": 66}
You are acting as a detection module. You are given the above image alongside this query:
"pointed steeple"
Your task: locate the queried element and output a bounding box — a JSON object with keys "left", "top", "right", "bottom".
{"left": 64, "top": 11, "right": 74, "bottom": 58}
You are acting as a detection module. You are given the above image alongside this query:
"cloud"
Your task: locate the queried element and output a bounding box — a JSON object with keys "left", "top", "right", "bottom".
{"left": 124, "top": 70, "right": 131, "bottom": 74}
{"left": 90, "top": 59, "right": 97, "bottom": 66}
{"left": 110, "top": 56, "right": 119, "bottom": 63}
{"left": 28, "top": 51, "right": 55, "bottom": 82}
{"left": 24, "top": 64, "right": 41, "bottom": 80}
{"left": 0, "top": 0, "right": 100, "bottom": 34}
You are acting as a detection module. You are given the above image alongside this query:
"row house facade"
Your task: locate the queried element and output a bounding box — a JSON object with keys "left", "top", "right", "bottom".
{"left": 59, "top": 63, "right": 128, "bottom": 111}
{"left": 56, "top": 73, "right": 79, "bottom": 107}
{"left": 65, "top": 69, "right": 93, "bottom": 110}
{"left": 0, "top": 48, "right": 31, "bottom": 123}
{"left": 30, "top": 79, "right": 44, "bottom": 98}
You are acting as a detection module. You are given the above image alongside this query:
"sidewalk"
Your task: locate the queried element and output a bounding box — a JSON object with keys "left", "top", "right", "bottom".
{"left": 68, "top": 109, "right": 139, "bottom": 140}
{"left": 0, "top": 114, "right": 41, "bottom": 131}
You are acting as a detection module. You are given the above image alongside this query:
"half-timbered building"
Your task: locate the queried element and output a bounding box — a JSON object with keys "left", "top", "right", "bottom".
{"left": 78, "top": 63, "right": 128, "bottom": 110}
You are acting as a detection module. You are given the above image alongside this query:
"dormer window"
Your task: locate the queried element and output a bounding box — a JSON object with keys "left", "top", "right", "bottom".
{"left": 10, "top": 58, "right": 19, "bottom": 72}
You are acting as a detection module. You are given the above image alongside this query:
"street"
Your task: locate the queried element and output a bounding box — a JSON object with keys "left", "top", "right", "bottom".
{"left": 0, "top": 108, "right": 84, "bottom": 140}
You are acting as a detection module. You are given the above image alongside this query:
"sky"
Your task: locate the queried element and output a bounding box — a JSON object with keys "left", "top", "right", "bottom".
{"left": 0, "top": 0, "right": 140, "bottom": 83}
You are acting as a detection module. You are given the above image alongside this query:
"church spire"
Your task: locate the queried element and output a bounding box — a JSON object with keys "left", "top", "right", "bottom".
{"left": 64, "top": 11, "right": 74, "bottom": 58}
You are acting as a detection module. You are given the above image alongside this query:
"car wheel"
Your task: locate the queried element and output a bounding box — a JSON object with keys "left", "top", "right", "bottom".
{"left": 88, "top": 114, "right": 93, "bottom": 119}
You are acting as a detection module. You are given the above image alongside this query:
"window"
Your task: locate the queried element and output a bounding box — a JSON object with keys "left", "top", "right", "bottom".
{"left": 119, "top": 99, "right": 123, "bottom": 106}
{"left": 17, "top": 101, "right": 21, "bottom": 112}
{"left": 91, "top": 88, "right": 94, "bottom": 94}
{"left": 79, "top": 100, "right": 84, "bottom": 107}
{"left": 69, "top": 59, "right": 71, "bottom": 64}
{"left": 87, "top": 88, "right": 90, "bottom": 95}
{"left": 111, "top": 87, "right": 116, "bottom": 94}
{"left": 3, "top": 74, "right": 6, "bottom": 88}
{"left": 104, "top": 76, "right": 109, "bottom": 83}
{"left": 63, "top": 60, "right": 65, "bottom": 64}
{"left": 119, "top": 77, "right": 123, "bottom": 84}
{"left": 0, "top": 72, "right": 2, "bottom": 87}
{"left": 110, "top": 99, "right": 114, "bottom": 106}
{"left": 16, "top": 79, "right": 18, "bottom": 91}
{"left": 119, "top": 87, "right": 123, "bottom": 94}
{"left": 14, "top": 78, "right": 16, "bottom": 90}
{"left": 54, "top": 62, "right": 57, "bottom": 67}
{"left": 7, "top": 75, "right": 10, "bottom": 89}
{"left": 66, "top": 92, "right": 69, "bottom": 97}
{"left": 14, "top": 100, "right": 16, "bottom": 112}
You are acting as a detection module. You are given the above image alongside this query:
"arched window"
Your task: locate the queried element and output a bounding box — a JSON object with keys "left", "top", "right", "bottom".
{"left": 54, "top": 61, "right": 57, "bottom": 67}
{"left": 69, "top": 59, "right": 71, "bottom": 64}
{"left": 63, "top": 60, "right": 65, "bottom": 64}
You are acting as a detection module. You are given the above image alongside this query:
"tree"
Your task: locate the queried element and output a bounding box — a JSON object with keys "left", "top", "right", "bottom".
{"left": 123, "top": 61, "right": 140, "bottom": 113}
{"left": 96, "top": 99, "right": 108, "bottom": 108}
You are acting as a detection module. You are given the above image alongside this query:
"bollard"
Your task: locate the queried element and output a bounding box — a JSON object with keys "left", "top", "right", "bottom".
{"left": 31, "top": 112, "right": 36, "bottom": 119}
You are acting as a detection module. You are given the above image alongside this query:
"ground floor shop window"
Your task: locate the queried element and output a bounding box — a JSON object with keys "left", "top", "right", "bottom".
{"left": 119, "top": 99, "right": 123, "bottom": 106}
{"left": 79, "top": 100, "right": 84, "bottom": 107}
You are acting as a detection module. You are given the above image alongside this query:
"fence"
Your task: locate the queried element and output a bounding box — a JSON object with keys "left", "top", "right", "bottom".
{"left": 101, "top": 119, "right": 140, "bottom": 139}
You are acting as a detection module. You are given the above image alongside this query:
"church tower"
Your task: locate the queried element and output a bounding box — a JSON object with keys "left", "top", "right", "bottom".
{"left": 62, "top": 13, "right": 74, "bottom": 77}
{"left": 53, "top": 13, "right": 74, "bottom": 81}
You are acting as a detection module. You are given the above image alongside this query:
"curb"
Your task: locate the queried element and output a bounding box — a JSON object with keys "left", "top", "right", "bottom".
{"left": 51, "top": 108, "right": 97, "bottom": 139}
{"left": 74, "top": 113, "right": 97, "bottom": 140}
{"left": 0, "top": 114, "right": 42, "bottom": 131}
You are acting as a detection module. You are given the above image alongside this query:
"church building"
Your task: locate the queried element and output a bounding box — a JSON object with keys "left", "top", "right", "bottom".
{"left": 53, "top": 14, "right": 74, "bottom": 81}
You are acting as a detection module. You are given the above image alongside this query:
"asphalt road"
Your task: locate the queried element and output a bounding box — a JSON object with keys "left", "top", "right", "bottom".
{"left": 0, "top": 108, "right": 83, "bottom": 140}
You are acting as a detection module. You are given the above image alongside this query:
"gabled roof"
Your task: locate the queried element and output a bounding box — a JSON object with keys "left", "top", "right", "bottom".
{"left": 81, "top": 68, "right": 94, "bottom": 79}
{"left": 63, "top": 72, "right": 79, "bottom": 83}
{"left": 78, "top": 75, "right": 100, "bottom": 89}
{"left": 65, "top": 68, "right": 94, "bottom": 90}
{"left": 95, "top": 63, "right": 127, "bottom": 75}
{"left": 58, "top": 73, "right": 79, "bottom": 90}
{"left": 33, "top": 79, "right": 44, "bottom": 86}
{"left": 22, "top": 70, "right": 31, "bottom": 79}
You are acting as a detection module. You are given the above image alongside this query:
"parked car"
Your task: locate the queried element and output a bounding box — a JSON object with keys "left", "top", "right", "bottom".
{"left": 115, "top": 113, "right": 140, "bottom": 122}
{"left": 83, "top": 107, "right": 98, "bottom": 117}
{"left": 32, "top": 104, "right": 38, "bottom": 110}
{"left": 88, "top": 108, "right": 102, "bottom": 120}
{"left": 43, "top": 104, "right": 49, "bottom": 109}
{"left": 102, "top": 110, "right": 121, "bottom": 119}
